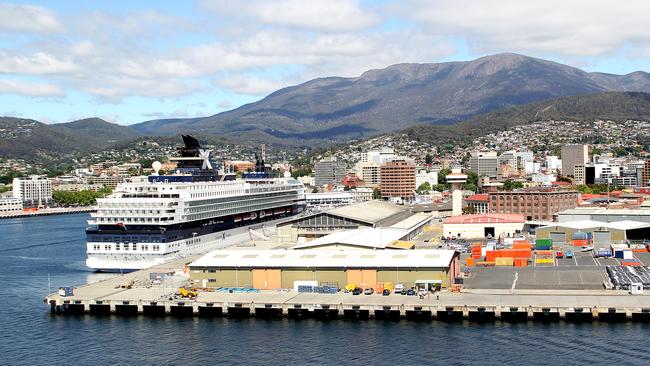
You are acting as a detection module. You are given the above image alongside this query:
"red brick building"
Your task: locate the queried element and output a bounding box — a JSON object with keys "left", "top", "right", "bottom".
{"left": 488, "top": 189, "right": 578, "bottom": 221}
{"left": 380, "top": 160, "right": 416, "bottom": 200}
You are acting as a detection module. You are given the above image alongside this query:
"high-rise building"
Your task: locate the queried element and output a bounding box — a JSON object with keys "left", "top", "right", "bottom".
{"left": 13, "top": 175, "right": 52, "bottom": 208}
{"left": 469, "top": 151, "right": 499, "bottom": 178}
{"left": 642, "top": 160, "right": 650, "bottom": 186}
{"left": 380, "top": 159, "right": 416, "bottom": 200}
{"left": 314, "top": 158, "right": 346, "bottom": 187}
{"left": 561, "top": 144, "right": 588, "bottom": 177}
{"left": 360, "top": 163, "right": 381, "bottom": 187}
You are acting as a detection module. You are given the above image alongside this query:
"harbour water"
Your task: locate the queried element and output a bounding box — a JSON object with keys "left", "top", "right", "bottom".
{"left": 0, "top": 214, "right": 648, "bottom": 366}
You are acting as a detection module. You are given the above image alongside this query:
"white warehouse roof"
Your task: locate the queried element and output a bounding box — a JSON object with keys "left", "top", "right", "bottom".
{"left": 293, "top": 228, "right": 407, "bottom": 250}
{"left": 190, "top": 249, "right": 457, "bottom": 269}
{"left": 541, "top": 220, "right": 650, "bottom": 231}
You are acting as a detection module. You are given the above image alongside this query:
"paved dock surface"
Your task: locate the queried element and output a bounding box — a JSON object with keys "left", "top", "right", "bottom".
{"left": 45, "top": 256, "right": 650, "bottom": 321}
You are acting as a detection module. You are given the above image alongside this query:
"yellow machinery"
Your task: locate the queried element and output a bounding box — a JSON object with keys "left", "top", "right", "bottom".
{"left": 344, "top": 283, "right": 357, "bottom": 292}
{"left": 177, "top": 287, "right": 198, "bottom": 300}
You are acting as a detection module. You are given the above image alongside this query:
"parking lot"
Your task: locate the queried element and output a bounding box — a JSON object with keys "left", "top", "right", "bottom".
{"left": 461, "top": 242, "right": 650, "bottom": 290}
{"left": 465, "top": 266, "right": 608, "bottom": 290}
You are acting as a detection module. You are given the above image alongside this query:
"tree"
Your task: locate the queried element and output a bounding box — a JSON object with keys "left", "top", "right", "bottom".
{"left": 462, "top": 205, "right": 477, "bottom": 214}
{"left": 372, "top": 188, "right": 382, "bottom": 199}
{"left": 462, "top": 183, "right": 478, "bottom": 193}
{"left": 437, "top": 168, "right": 452, "bottom": 184}
{"left": 425, "top": 153, "right": 434, "bottom": 164}
{"left": 416, "top": 182, "right": 431, "bottom": 194}
{"left": 502, "top": 180, "right": 524, "bottom": 191}
{"left": 311, "top": 187, "right": 319, "bottom": 193}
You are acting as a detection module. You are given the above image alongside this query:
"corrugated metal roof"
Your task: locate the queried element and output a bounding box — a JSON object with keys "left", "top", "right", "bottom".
{"left": 293, "top": 228, "right": 408, "bottom": 249}
{"left": 328, "top": 200, "right": 408, "bottom": 224}
{"left": 190, "top": 249, "right": 457, "bottom": 268}
{"left": 541, "top": 220, "right": 650, "bottom": 231}
{"left": 443, "top": 214, "right": 526, "bottom": 224}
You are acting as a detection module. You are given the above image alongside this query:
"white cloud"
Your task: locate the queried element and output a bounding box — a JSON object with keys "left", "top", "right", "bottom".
{"left": 0, "top": 51, "right": 77, "bottom": 74}
{"left": 215, "top": 74, "right": 300, "bottom": 96}
{"left": 0, "top": 79, "right": 65, "bottom": 97}
{"left": 0, "top": 3, "right": 64, "bottom": 33}
{"left": 201, "top": 0, "right": 379, "bottom": 32}
{"left": 402, "top": 0, "right": 650, "bottom": 57}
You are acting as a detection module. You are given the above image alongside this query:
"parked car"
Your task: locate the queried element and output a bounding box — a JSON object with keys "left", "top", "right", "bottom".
{"left": 382, "top": 289, "right": 390, "bottom": 296}
{"left": 394, "top": 284, "right": 405, "bottom": 294}
{"left": 565, "top": 250, "right": 574, "bottom": 258}
{"left": 352, "top": 288, "right": 363, "bottom": 295}
{"left": 406, "top": 288, "right": 416, "bottom": 296}
{"left": 363, "top": 288, "right": 374, "bottom": 295}
{"left": 581, "top": 245, "right": 594, "bottom": 252}
{"left": 556, "top": 251, "right": 564, "bottom": 259}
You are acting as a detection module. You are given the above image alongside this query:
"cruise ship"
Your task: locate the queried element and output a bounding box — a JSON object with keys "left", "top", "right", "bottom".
{"left": 85, "top": 135, "right": 306, "bottom": 272}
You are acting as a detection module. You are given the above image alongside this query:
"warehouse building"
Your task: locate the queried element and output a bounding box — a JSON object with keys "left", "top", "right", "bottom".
{"left": 292, "top": 227, "right": 416, "bottom": 250}
{"left": 189, "top": 249, "right": 461, "bottom": 290}
{"left": 558, "top": 207, "right": 650, "bottom": 224}
{"left": 276, "top": 200, "right": 428, "bottom": 242}
{"left": 536, "top": 220, "right": 650, "bottom": 245}
{"left": 443, "top": 213, "right": 526, "bottom": 239}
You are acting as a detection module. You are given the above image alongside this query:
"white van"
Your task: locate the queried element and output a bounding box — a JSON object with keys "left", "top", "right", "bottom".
{"left": 394, "top": 283, "right": 405, "bottom": 293}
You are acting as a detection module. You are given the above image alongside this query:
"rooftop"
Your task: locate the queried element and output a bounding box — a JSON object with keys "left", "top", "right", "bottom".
{"left": 444, "top": 213, "right": 526, "bottom": 224}
{"left": 293, "top": 227, "right": 407, "bottom": 250}
{"left": 541, "top": 220, "right": 650, "bottom": 231}
{"left": 190, "top": 249, "right": 457, "bottom": 269}
{"left": 466, "top": 194, "right": 489, "bottom": 202}
{"left": 327, "top": 200, "right": 410, "bottom": 225}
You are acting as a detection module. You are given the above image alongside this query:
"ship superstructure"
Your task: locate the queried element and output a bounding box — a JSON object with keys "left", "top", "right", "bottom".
{"left": 85, "top": 136, "right": 306, "bottom": 271}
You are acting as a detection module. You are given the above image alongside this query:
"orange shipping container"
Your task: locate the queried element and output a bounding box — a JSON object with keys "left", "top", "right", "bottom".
{"left": 513, "top": 243, "right": 531, "bottom": 249}
{"left": 573, "top": 239, "right": 588, "bottom": 247}
{"left": 621, "top": 261, "right": 642, "bottom": 267}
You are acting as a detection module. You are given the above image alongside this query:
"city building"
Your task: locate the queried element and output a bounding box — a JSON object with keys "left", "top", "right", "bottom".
{"left": 469, "top": 151, "right": 499, "bottom": 178}
{"left": 443, "top": 214, "right": 526, "bottom": 239}
{"left": 350, "top": 187, "right": 373, "bottom": 202}
{"left": 87, "top": 175, "right": 123, "bottom": 188}
{"left": 341, "top": 175, "right": 365, "bottom": 188}
{"left": 0, "top": 197, "right": 23, "bottom": 212}
{"left": 488, "top": 189, "right": 579, "bottom": 221}
{"left": 561, "top": 144, "right": 588, "bottom": 177}
{"left": 558, "top": 207, "right": 650, "bottom": 224}
{"left": 12, "top": 175, "right": 52, "bottom": 207}
{"left": 536, "top": 220, "right": 650, "bottom": 245}
{"left": 224, "top": 160, "right": 255, "bottom": 172}
{"left": 642, "top": 160, "right": 650, "bottom": 186}
{"left": 360, "top": 163, "right": 381, "bottom": 187}
{"left": 545, "top": 155, "right": 561, "bottom": 171}
{"left": 189, "top": 249, "right": 461, "bottom": 290}
{"left": 415, "top": 170, "right": 438, "bottom": 189}
{"left": 380, "top": 159, "right": 416, "bottom": 201}
{"left": 305, "top": 192, "right": 354, "bottom": 209}
{"left": 465, "top": 193, "right": 489, "bottom": 214}
{"left": 361, "top": 148, "right": 396, "bottom": 164}
{"left": 314, "top": 158, "right": 346, "bottom": 187}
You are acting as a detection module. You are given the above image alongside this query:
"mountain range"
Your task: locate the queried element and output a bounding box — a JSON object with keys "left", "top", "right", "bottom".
{"left": 131, "top": 53, "right": 650, "bottom": 143}
{"left": 2, "top": 53, "right": 650, "bottom": 161}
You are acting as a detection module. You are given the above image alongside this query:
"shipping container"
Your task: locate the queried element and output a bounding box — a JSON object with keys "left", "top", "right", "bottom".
{"left": 535, "top": 258, "right": 554, "bottom": 264}
{"left": 466, "top": 258, "right": 475, "bottom": 267}
{"left": 58, "top": 286, "right": 74, "bottom": 297}
{"left": 623, "top": 250, "right": 634, "bottom": 260}
{"left": 495, "top": 257, "right": 514, "bottom": 266}
{"left": 572, "top": 239, "right": 588, "bottom": 247}
{"left": 572, "top": 231, "right": 588, "bottom": 240}
{"left": 594, "top": 250, "right": 612, "bottom": 258}
{"left": 621, "top": 261, "right": 642, "bottom": 267}
{"left": 536, "top": 238, "right": 553, "bottom": 246}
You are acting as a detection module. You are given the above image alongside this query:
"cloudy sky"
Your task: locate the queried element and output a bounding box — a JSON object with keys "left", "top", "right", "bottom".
{"left": 1, "top": 0, "right": 649, "bottom": 125}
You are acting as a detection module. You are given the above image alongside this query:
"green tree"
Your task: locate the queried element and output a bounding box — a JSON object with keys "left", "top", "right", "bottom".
{"left": 416, "top": 182, "right": 431, "bottom": 194}
{"left": 425, "top": 153, "right": 434, "bottom": 164}
{"left": 502, "top": 180, "right": 524, "bottom": 191}
{"left": 462, "top": 205, "right": 477, "bottom": 214}
{"left": 372, "top": 188, "right": 382, "bottom": 199}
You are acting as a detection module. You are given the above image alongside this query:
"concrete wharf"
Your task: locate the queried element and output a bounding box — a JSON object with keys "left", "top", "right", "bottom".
{"left": 45, "top": 257, "right": 650, "bottom": 322}
{"left": 0, "top": 207, "right": 94, "bottom": 219}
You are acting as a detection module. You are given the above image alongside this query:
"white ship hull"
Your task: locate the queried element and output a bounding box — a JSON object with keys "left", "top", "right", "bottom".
{"left": 86, "top": 220, "right": 278, "bottom": 272}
